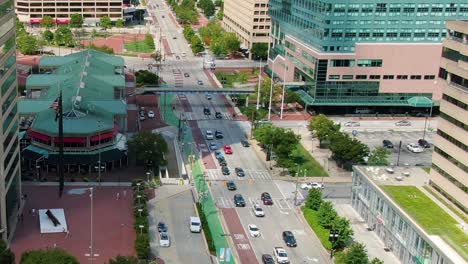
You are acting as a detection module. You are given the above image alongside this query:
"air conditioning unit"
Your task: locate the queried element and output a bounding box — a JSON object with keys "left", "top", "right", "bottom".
{"left": 85, "top": 61, "right": 90, "bottom": 67}
{"left": 82, "top": 71, "right": 87, "bottom": 76}
{"left": 75, "top": 96, "right": 82, "bottom": 103}
{"left": 79, "top": 82, "right": 85, "bottom": 89}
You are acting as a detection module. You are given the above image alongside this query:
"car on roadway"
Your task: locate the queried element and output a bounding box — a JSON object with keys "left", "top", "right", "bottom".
{"left": 226, "top": 181, "right": 236, "bottom": 191}
{"left": 215, "top": 130, "right": 223, "bottom": 139}
{"left": 418, "top": 139, "right": 431, "bottom": 148}
{"left": 253, "top": 204, "right": 265, "bottom": 217}
{"left": 383, "top": 139, "right": 394, "bottom": 148}
{"left": 224, "top": 145, "right": 233, "bottom": 154}
{"left": 262, "top": 254, "right": 275, "bottom": 264}
{"left": 300, "top": 182, "right": 324, "bottom": 190}
{"left": 273, "top": 247, "right": 289, "bottom": 264}
{"left": 234, "top": 194, "right": 246, "bottom": 207}
{"left": 261, "top": 192, "right": 273, "bottom": 205}
{"left": 235, "top": 167, "right": 245, "bottom": 177}
{"left": 209, "top": 142, "right": 218, "bottom": 150}
{"left": 206, "top": 93, "right": 212, "bottom": 100}
{"left": 203, "top": 107, "right": 211, "bottom": 115}
{"left": 344, "top": 121, "right": 360, "bottom": 127}
{"left": 198, "top": 80, "right": 204, "bottom": 85}
{"left": 148, "top": 110, "right": 155, "bottom": 118}
{"left": 395, "top": 120, "right": 412, "bottom": 126}
{"left": 407, "top": 143, "right": 424, "bottom": 153}
{"left": 172, "top": 36, "right": 177, "bottom": 39}
{"left": 175, "top": 55, "right": 180, "bottom": 60}
{"left": 248, "top": 224, "right": 260, "bottom": 237}
{"left": 221, "top": 166, "right": 230, "bottom": 175}
{"left": 214, "top": 150, "right": 224, "bottom": 159}
{"left": 205, "top": 130, "right": 214, "bottom": 140}
{"left": 157, "top": 222, "right": 168, "bottom": 232}
{"left": 161, "top": 15, "right": 164, "bottom": 18}
{"left": 215, "top": 112, "right": 222, "bottom": 119}
{"left": 241, "top": 140, "right": 250, "bottom": 147}
{"left": 159, "top": 232, "right": 170, "bottom": 247}
{"left": 282, "top": 231, "right": 297, "bottom": 247}
{"left": 184, "top": 73, "right": 190, "bottom": 77}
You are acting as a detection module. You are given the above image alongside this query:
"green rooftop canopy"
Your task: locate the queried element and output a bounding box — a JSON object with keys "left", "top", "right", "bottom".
{"left": 407, "top": 96, "right": 433, "bottom": 107}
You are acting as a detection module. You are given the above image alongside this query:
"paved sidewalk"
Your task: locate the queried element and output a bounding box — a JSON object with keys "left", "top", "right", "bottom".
{"left": 333, "top": 203, "right": 401, "bottom": 264}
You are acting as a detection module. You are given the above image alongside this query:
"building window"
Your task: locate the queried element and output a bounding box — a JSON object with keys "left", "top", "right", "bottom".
{"left": 440, "top": 112, "right": 468, "bottom": 131}
{"left": 438, "top": 68, "right": 448, "bottom": 80}
{"left": 328, "top": 75, "right": 340, "bottom": 80}
{"left": 437, "top": 129, "right": 468, "bottom": 152}
{"left": 356, "top": 75, "right": 367, "bottom": 80}
{"left": 357, "top": 59, "right": 383, "bottom": 67}
{"left": 330, "top": 59, "right": 355, "bottom": 67}
{"left": 424, "top": 75, "right": 435, "bottom": 80}
{"left": 434, "top": 147, "right": 468, "bottom": 173}
{"left": 370, "top": 75, "right": 381, "bottom": 79}
{"left": 443, "top": 94, "right": 468, "bottom": 110}
{"left": 410, "top": 75, "right": 422, "bottom": 80}
{"left": 342, "top": 75, "right": 353, "bottom": 80}
{"left": 397, "top": 75, "right": 408, "bottom": 80}
{"left": 383, "top": 75, "right": 394, "bottom": 79}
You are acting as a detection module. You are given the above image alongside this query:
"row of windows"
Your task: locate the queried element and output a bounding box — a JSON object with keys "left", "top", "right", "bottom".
{"left": 437, "top": 129, "right": 468, "bottom": 153}
{"left": 432, "top": 164, "right": 468, "bottom": 194}
{"left": 254, "top": 3, "right": 268, "bottom": 8}
{"left": 332, "top": 7, "right": 467, "bottom": 14}
{"left": 440, "top": 112, "right": 468, "bottom": 132}
{"left": 434, "top": 147, "right": 468, "bottom": 173}
{"left": 18, "top": 2, "right": 121, "bottom": 6}
{"left": 442, "top": 94, "right": 468, "bottom": 111}
{"left": 253, "top": 25, "right": 270, "bottom": 30}
{"left": 429, "top": 181, "right": 468, "bottom": 214}
{"left": 329, "top": 74, "right": 435, "bottom": 80}
{"left": 330, "top": 59, "right": 382, "bottom": 67}
{"left": 328, "top": 31, "right": 444, "bottom": 39}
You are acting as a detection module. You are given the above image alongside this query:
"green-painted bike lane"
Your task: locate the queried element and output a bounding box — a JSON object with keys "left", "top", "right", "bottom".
{"left": 160, "top": 95, "right": 235, "bottom": 264}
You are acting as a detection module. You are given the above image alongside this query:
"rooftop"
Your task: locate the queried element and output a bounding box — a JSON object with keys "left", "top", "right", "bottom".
{"left": 355, "top": 166, "right": 468, "bottom": 263}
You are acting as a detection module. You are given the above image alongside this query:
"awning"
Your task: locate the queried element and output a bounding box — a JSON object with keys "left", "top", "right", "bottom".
{"left": 407, "top": 96, "right": 433, "bottom": 107}
{"left": 53, "top": 137, "right": 87, "bottom": 144}
{"left": 55, "top": 18, "right": 70, "bottom": 24}
{"left": 30, "top": 18, "right": 42, "bottom": 24}
{"left": 29, "top": 130, "right": 51, "bottom": 141}
{"left": 47, "top": 149, "right": 126, "bottom": 165}
{"left": 90, "top": 132, "right": 114, "bottom": 142}
{"left": 22, "top": 148, "right": 47, "bottom": 161}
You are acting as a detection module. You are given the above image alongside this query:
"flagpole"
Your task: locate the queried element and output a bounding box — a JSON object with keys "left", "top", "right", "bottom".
{"left": 58, "top": 88, "right": 64, "bottom": 198}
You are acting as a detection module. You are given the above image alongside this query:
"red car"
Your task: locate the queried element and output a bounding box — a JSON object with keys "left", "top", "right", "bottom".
{"left": 223, "top": 145, "right": 233, "bottom": 154}
{"left": 261, "top": 192, "right": 273, "bottom": 205}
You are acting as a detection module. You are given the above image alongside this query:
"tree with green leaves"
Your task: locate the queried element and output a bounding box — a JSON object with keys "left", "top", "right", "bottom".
{"left": 367, "top": 147, "right": 390, "bottom": 166}
{"left": 100, "top": 16, "right": 112, "bottom": 29}
{"left": 108, "top": 255, "right": 139, "bottom": 264}
{"left": 128, "top": 131, "right": 167, "bottom": 170}
{"left": 337, "top": 243, "right": 368, "bottom": 264}
{"left": 305, "top": 188, "right": 322, "bottom": 210}
{"left": 370, "top": 258, "right": 384, "bottom": 264}
{"left": 251, "top": 42, "right": 268, "bottom": 60}
{"left": 17, "top": 33, "right": 38, "bottom": 55}
{"left": 151, "top": 50, "right": 162, "bottom": 63}
{"left": 20, "top": 249, "right": 79, "bottom": 264}
{"left": 41, "top": 15, "right": 55, "bottom": 28}
{"left": 115, "top": 19, "right": 125, "bottom": 28}
{"left": 135, "top": 70, "right": 159, "bottom": 86}
{"left": 308, "top": 114, "right": 340, "bottom": 143}
{"left": 331, "top": 216, "right": 354, "bottom": 249}
{"left": 214, "top": 0, "right": 223, "bottom": 7}
{"left": 183, "top": 25, "right": 195, "bottom": 40}
{"left": 216, "top": 8, "right": 224, "bottom": 20}
{"left": 69, "top": 13, "right": 83, "bottom": 28}
{"left": 255, "top": 77, "right": 282, "bottom": 107}
{"left": 0, "top": 240, "right": 15, "bottom": 264}
{"left": 199, "top": 20, "right": 224, "bottom": 45}
{"left": 329, "top": 132, "right": 369, "bottom": 166}
{"left": 16, "top": 17, "right": 26, "bottom": 35}
{"left": 318, "top": 201, "right": 338, "bottom": 229}
{"left": 190, "top": 35, "right": 204, "bottom": 54}
{"left": 285, "top": 90, "right": 301, "bottom": 104}
{"left": 222, "top": 32, "right": 240, "bottom": 54}
{"left": 42, "top": 30, "right": 54, "bottom": 43}
{"left": 54, "top": 26, "right": 74, "bottom": 46}
{"left": 198, "top": 0, "right": 215, "bottom": 17}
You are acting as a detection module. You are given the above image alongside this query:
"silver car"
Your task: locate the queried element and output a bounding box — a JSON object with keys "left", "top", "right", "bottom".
{"left": 395, "top": 120, "right": 411, "bottom": 126}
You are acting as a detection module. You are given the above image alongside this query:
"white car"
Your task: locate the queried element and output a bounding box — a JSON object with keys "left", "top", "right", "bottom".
{"left": 274, "top": 247, "right": 289, "bottom": 264}
{"left": 396, "top": 120, "right": 412, "bottom": 126}
{"left": 344, "top": 121, "right": 360, "bottom": 127}
{"left": 301, "top": 182, "right": 324, "bottom": 190}
{"left": 209, "top": 142, "right": 218, "bottom": 150}
{"left": 205, "top": 130, "right": 214, "bottom": 140}
{"left": 248, "top": 224, "right": 260, "bottom": 237}
{"left": 253, "top": 204, "right": 265, "bottom": 217}
{"left": 407, "top": 143, "right": 423, "bottom": 153}
{"left": 148, "top": 110, "right": 155, "bottom": 118}
{"left": 159, "top": 232, "right": 170, "bottom": 247}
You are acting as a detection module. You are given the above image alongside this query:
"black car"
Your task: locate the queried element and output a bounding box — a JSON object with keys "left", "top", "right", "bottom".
{"left": 184, "top": 73, "right": 190, "bottom": 77}
{"left": 418, "top": 139, "right": 431, "bottom": 148}
{"left": 241, "top": 140, "right": 250, "bottom": 147}
{"left": 203, "top": 107, "right": 211, "bottom": 115}
{"left": 157, "top": 222, "right": 168, "bottom": 232}
{"left": 383, "top": 140, "right": 394, "bottom": 149}
{"left": 282, "top": 231, "right": 297, "bottom": 247}
{"left": 226, "top": 181, "right": 236, "bottom": 191}
{"left": 222, "top": 166, "right": 230, "bottom": 175}
{"left": 215, "top": 112, "right": 222, "bottom": 119}
{"left": 235, "top": 167, "right": 245, "bottom": 177}
{"left": 262, "top": 254, "right": 275, "bottom": 264}
{"left": 234, "top": 194, "right": 246, "bottom": 207}
{"left": 218, "top": 157, "right": 227, "bottom": 166}
{"left": 215, "top": 130, "right": 224, "bottom": 139}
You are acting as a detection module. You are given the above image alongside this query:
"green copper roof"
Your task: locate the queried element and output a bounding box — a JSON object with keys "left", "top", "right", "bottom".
{"left": 407, "top": 96, "right": 434, "bottom": 107}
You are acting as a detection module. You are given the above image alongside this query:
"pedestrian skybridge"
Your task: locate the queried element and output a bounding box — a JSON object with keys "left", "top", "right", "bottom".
{"left": 136, "top": 86, "right": 255, "bottom": 95}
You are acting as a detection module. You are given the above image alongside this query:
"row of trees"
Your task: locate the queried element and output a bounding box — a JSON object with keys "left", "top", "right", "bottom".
{"left": 183, "top": 25, "right": 204, "bottom": 54}
{"left": 199, "top": 21, "right": 240, "bottom": 57}
{"left": 197, "top": 0, "right": 215, "bottom": 17}
{"left": 167, "top": 0, "right": 198, "bottom": 24}
{"left": 309, "top": 115, "right": 390, "bottom": 169}
{"left": 39, "top": 14, "right": 122, "bottom": 30}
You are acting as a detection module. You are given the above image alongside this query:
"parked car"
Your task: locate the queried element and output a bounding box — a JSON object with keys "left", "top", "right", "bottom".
{"left": 172, "top": 36, "right": 177, "bottom": 39}
{"left": 241, "top": 140, "right": 250, "bottom": 147}
{"left": 221, "top": 166, "right": 230, "bottom": 175}
{"left": 383, "top": 139, "right": 394, "bottom": 148}
{"left": 226, "top": 181, "right": 236, "bottom": 191}
{"left": 248, "top": 224, "right": 260, "bottom": 237}
{"left": 344, "top": 121, "right": 360, "bottom": 127}
{"left": 224, "top": 145, "right": 233, "bottom": 154}
{"left": 396, "top": 120, "right": 412, "bottom": 126}
{"left": 159, "top": 232, "right": 170, "bottom": 247}
{"left": 175, "top": 55, "right": 180, "bottom": 59}
{"left": 273, "top": 247, "right": 289, "bottom": 264}
{"left": 407, "top": 143, "right": 424, "bottom": 153}
{"left": 300, "top": 182, "right": 324, "bottom": 190}
{"left": 205, "top": 130, "right": 214, "bottom": 140}
{"left": 215, "top": 112, "right": 222, "bottom": 119}
{"left": 253, "top": 204, "right": 265, "bottom": 217}
{"left": 234, "top": 194, "right": 246, "bottom": 207}
{"left": 198, "top": 80, "right": 204, "bottom": 85}
{"left": 261, "top": 192, "right": 273, "bottom": 205}
{"left": 184, "top": 73, "right": 190, "bottom": 77}
{"left": 235, "top": 167, "right": 245, "bottom": 177}
{"left": 262, "top": 254, "right": 275, "bottom": 264}
{"left": 203, "top": 107, "right": 211, "bottom": 115}
{"left": 218, "top": 157, "right": 227, "bottom": 166}
{"left": 157, "top": 222, "right": 167, "bottom": 232}
{"left": 282, "top": 231, "right": 297, "bottom": 247}
{"left": 206, "top": 93, "right": 212, "bottom": 100}
{"left": 418, "top": 139, "right": 431, "bottom": 148}
{"left": 209, "top": 142, "right": 218, "bottom": 150}
{"left": 148, "top": 110, "right": 155, "bottom": 118}
{"left": 215, "top": 130, "right": 224, "bottom": 139}
{"left": 214, "top": 150, "right": 224, "bottom": 159}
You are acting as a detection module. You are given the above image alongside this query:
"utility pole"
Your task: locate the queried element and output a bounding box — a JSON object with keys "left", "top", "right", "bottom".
{"left": 280, "top": 65, "right": 287, "bottom": 119}
{"left": 256, "top": 58, "right": 262, "bottom": 110}
{"left": 293, "top": 165, "right": 301, "bottom": 206}
{"left": 268, "top": 61, "right": 275, "bottom": 120}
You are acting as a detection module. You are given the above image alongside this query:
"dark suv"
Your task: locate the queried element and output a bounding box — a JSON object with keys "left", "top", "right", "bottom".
{"left": 221, "top": 166, "right": 230, "bottom": 175}
{"left": 262, "top": 254, "right": 275, "bottom": 264}
{"left": 217, "top": 157, "right": 227, "bottom": 166}
{"left": 215, "top": 130, "right": 224, "bottom": 139}
{"left": 203, "top": 107, "right": 211, "bottom": 115}
{"left": 215, "top": 112, "right": 222, "bottom": 119}
{"left": 383, "top": 140, "right": 394, "bottom": 148}
{"left": 418, "top": 139, "right": 431, "bottom": 148}
{"left": 234, "top": 194, "right": 246, "bottom": 207}
{"left": 282, "top": 231, "right": 297, "bottom": 247}
{"left": 226, "top": 181, "right": 236, "bottom": 191}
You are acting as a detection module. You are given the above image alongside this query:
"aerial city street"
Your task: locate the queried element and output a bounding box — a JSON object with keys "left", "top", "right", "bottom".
{"left": 0, "top": 0, "right": 467, "bottom": 263}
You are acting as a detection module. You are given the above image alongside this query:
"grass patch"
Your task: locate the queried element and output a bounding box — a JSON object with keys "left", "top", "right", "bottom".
{"left": 216, "top": 71, "right": 255, "bottom": 88}
{"left": 423, "top": 186, "right": 468, "bottom": 223}
{"left": 303, "top": 208, "right": 332, "bottom": 249}
{"left": 287, "top": 144, "right": 329, "bottom": 177}
{"left": 124, "top": 40, "right": 155, "bottom": 53}
{"left": 422, "top": 167, "right": 431, "bottom": 173}
{"left": 382, "top": 186, "right": 468, "bottom": 260}
{"left": 195, "top": 202, "right": 216, "bottom": 255}
{"left": 238, "top": 106, "right": 268, "bottom": 120}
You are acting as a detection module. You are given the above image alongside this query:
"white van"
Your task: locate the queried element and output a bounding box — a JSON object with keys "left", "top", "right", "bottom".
{"left": 190, "top": 216, "right": 201, "bottom": 233}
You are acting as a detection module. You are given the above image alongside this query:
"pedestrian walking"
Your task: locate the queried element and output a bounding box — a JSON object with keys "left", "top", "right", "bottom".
{"left": 116, "top": 192, "right": 120, "bottom": 200}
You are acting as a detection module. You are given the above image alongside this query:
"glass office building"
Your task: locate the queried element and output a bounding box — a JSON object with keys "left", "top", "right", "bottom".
{"left": 267, "top": 1, "right": 468, "bottom": 112}
{"left": 0, "top": 0, "right": 22, "bottom": 243}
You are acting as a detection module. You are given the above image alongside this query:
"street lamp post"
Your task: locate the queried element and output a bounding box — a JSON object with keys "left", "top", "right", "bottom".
{"left": 256, "top": 59, "right": 262, "bottom": 110}
{"left": 146, "top": 171, "right": 150, "bottom": 182}
{"left": 268, "top": 62, "right": 275, "bottom": 121}
{"left": 329, "top": 230, "right": 339, "bottom": 259}
{"left": 138, "top": 225, "right": 144, "bottom": 235}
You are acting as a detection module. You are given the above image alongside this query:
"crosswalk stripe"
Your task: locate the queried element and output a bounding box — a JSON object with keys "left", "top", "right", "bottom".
{"left": 213, "top": 197, "right": 293, "bottom": 210}
{"left": 205, "top": 169, "right": 271, "bottom": 181}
